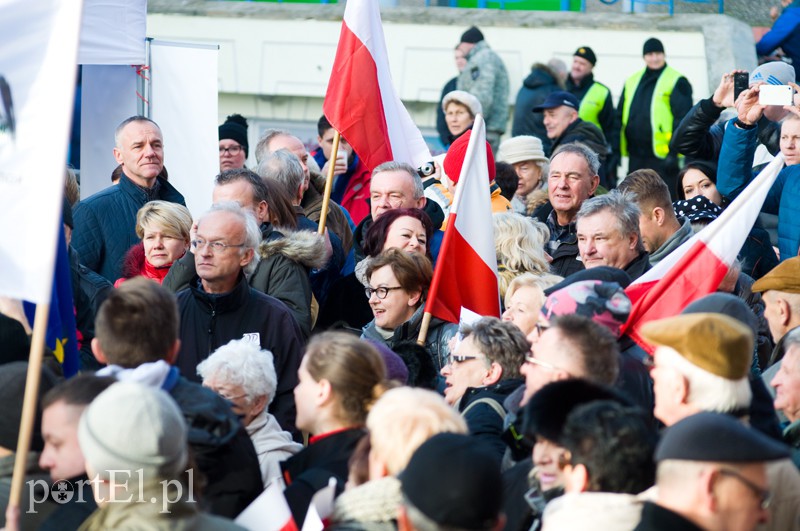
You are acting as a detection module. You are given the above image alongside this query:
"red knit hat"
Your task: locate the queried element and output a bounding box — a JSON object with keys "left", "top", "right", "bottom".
{"left": 443, "top": 129, "right": 496, "bottom": 184}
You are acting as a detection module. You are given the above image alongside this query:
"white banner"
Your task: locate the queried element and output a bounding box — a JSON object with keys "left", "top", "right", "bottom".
{"left": 149, "top": 40, "right": 219, "bottom": 217}
{"left": 0, "top": 0, "right": 84, "bottom": 303}
{"left": 78, "top": 0, "right": 146, "bottom": 65}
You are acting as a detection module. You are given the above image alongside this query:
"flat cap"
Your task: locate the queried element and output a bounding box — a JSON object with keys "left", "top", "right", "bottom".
{"left": 751, "top": 256, "right": 800, "bottom": 294}
{"left": 656, "top": 412, "right": 789, "bottom": 463}
{"left": 640, "top": 313, "right": 753, "bottom": 380}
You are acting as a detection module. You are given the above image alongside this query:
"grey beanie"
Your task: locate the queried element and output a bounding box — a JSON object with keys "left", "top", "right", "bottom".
{"left": 78, "top": 382, "right": 187, "bottom": 480}
{"left": 751, "top": 61, "right": 796, "bottom": 86}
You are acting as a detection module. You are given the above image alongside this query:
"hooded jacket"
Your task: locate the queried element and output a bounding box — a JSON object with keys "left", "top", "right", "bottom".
{"left": 512, "top": 64, "right": 561, "bottom": 154}
{"left": 457, "top": 40, "right": 510, "bottom": 136}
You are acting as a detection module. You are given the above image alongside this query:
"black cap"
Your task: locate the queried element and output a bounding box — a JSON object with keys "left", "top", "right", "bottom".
{"left": 574, "top": 46, "right": 597, "bottom": 66}
{"left": 460, "top": 26, "right": 484, "bottom": 44}
{"left": 643, "top": 38, "right": 665, "bottom": 55}
{"left": 533, "top": 91, "right": 580, "bottom": 113}
{"left": 218, "top": 114, "right": 249, "bottom": 157}
{"left": 522, "top": 379, "right": 630, "bottom": 443}
{"left": 544, "top": 266, "right": 632, "bottom": 296}
{"left": 399, "top": 433, "right": 502, "bottom": 529}
{"left": 655, "top": 412, "right": 790, "bottom": 463}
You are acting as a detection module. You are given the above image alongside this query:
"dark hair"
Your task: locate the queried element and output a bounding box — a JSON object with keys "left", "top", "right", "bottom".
{"left": 363, "top": 208, "right": 434, "bottom": 259}
{"left": 551, "top": 314, "right": 620, "bottom": 385}
{"left": 317, "top": 115, "right": 333, "bottom": 138}
{"left": 215, "top": 168, "right": 297, "bottom": 229}
{"left": 560, "top": 400, "right": 657, "bottom": 494}
{"left": 95, "top": 277, "right": 179, "bottom": 368}
{"left": 494, "top": 161, "right": 518, "bottom": 201}
{"left": 42, "top": 375, "right": 117, "bottom": 411}
{"left": 675, "top": 160, "right": 719, "bottom": 201}
{"left": 347, "top": 434, "right": 372, "bottom": 488}
{"left": 618, "top": 168, "right": 673, "bottom": 215}
{"left": 366, "top": 249, "right": 433, "bottom": 303}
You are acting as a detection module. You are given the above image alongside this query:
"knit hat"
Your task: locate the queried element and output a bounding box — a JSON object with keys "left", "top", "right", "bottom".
{"left": 79, "top": 382, "right": 188, "bottom": 481}
{"left": 751, "top": 61, "right": 796, "bottom": 86}
{"left": 496, "top": 136, "right": 548, "bottom": 165}
{"left": 0, "top": 362, "right": 58, "bottom": 452}
{"left": 639, "top": 313, "right": 753, "bottom": 380}
{"left": 460, "top": 26, "right": 484, "bottom": 44}
{"left": 443, "top": 129, "right": 496, "bottom": 185}
{"left": 541, "top": 280, "right": 631, "bottom": 338}
{"left": 544, "top": 266, "right": 632, "bottom": 296}
{"left": 441, "top": 90, "right": 483, "bottom": 118}
{"left": 752, "top": 256, "right": 800, "bottom": 294}
{"left": 573, "top": 46, "right": 597, "bottom": 66}
{"left": 672, "top": 196, "right": 722, "bottom": 223}
{"left": 642, "top": 38, "right": 665, "bottom": 55}
{"left": 365, "top": 340, "right": 409, "bottom": 384}
{"left": 532, "top": 91, "right": 580, "bottom": 113}
{"left": 399, "top": 433, "right": 501, "bottom": 529}
{"left": 218, "top": 114, "right": 249, "bottom": 157}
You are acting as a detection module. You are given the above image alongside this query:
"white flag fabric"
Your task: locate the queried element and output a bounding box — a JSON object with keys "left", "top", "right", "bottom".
{"left": 0, "top": 0, "right": 84, "bottom": 303}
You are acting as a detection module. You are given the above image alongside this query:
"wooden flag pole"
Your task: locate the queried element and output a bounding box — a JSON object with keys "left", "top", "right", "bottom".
{"left": 318, "top": 130, "right": 341, "bottom": 235}
{"left": 7, "top": 303, "right": 50, "bottom": 510}
{"left": 416, "top": 311, "right": 433, "bottom": 346}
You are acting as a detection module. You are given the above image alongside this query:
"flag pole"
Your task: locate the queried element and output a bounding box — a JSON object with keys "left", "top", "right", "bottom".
{"left": 417, "top": 312, "right": 433, "bottom": 346}
{"left": 7, "top": 303, "right": 50, "bottom": 511}
{"left": 318, "top": 130, "right": 341, "bottom": 235}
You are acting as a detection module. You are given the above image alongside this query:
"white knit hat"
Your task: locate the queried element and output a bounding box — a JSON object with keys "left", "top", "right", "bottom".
{"left": 78, "top": 382, "right": 188, "bottom": 481}
{"left": 442, "top": 90, "right": 483, "bottom": 117}
{"left": 496, "top": 136, "right": 548, "bottom": 165}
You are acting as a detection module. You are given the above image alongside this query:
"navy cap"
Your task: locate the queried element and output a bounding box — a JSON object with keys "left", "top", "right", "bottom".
{"left": 656, "top": 412, "right": 790, "bottom": 463}
{"left": 533, "top": 91, "right": 580, "bottom": 113}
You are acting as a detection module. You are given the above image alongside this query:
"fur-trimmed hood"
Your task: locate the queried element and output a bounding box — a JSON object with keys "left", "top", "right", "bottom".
{"left": 258, "top": 228, "right": 327, "bottom": 270}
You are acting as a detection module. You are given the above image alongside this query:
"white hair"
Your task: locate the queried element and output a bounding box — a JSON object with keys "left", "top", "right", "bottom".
{"left": 197, "top": 339, "right": 277, "bottom": 406}
{"left": 197, "top": 201, "right": 262, "bottom": 276}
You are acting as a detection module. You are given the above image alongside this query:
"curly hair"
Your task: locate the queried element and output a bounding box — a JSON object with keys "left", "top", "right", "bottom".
{"left": 493, "top": 212, "right": 551, "bottom": 300}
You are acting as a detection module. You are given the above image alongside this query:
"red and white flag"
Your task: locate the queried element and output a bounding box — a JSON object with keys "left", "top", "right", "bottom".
{"left": 425, "top": 115, "right": 500, "bottom": 324}
{"left": 323, "top": 0, "right": 431, "bottom": 171}
{"left": 235, "top": 481, "right": 298, "bottom": 531}
{"left": 622, "top": 153, "right": 785, "bottom": 351}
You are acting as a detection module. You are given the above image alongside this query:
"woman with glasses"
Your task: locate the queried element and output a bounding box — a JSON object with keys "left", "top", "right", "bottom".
{"left": 114, "top": 200, "right": 192, "bottom": 287}
{"left": 360, "top": 248, "right": 457, "bottom": 373}
{"left": 317, "top": 208, "right": 434, "bottom": 333}
{"left": 218, "top": 113, "right": 249, "bottom": 172}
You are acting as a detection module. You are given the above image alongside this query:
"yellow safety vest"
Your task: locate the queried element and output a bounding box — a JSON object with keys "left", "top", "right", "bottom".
{"left": 578, "top": 82, "right": 610, "bottom": 130}
{"left": 620, "top": 66, "right": 683, "bottom": 159}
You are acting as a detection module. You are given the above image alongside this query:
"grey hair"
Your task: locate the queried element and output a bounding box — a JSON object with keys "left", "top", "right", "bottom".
{"left": 114, "top": 116, "right": 159, "bottom": 148}
{"left": 197, "top": 202, "right": 262, "bottom": 276}
{"left": 783, "top": 327, "right": 800, "bottom": 356}
{"left": 551, "top": 142, "right": 601, "bottom": 176}
{"left": 372, "top": 161, "right": 424, "bottom": 200}
{"left": 256, "top": 149, "right": 305, "bottom": 199}
{"left": 197, "top": 339, "right": 277, "bottom": 406}
{"left": 254, "top": 128, "right": 293, "bottom": 164}
{"left": 576, "top": 190, "right": 644, "bottom": 252}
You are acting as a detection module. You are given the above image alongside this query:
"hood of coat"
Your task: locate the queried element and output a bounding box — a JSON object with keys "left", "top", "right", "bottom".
{"left": 258, "top": 227, "right": 327, "bottom": 269}
{"left": 523, "top": 64, "right": 561, "bottom": 90}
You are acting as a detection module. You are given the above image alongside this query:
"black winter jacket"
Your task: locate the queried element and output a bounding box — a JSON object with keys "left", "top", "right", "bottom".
{"left": 512, "top": 66, "right": 562, "bottom": 154}
{"left": 458, "top": 379, "right": 523, "bottom": 465}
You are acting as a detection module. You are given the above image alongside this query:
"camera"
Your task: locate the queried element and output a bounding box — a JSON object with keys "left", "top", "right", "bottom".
{"left": 417, "top": 162, "right": 435, "bottom": 179}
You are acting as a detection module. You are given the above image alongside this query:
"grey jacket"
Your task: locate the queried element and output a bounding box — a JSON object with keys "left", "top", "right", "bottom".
{"left": 457, "top": 40, "right": 510, "bottom": 135}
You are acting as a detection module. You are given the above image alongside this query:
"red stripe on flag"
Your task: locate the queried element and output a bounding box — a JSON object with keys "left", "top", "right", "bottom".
{"left": 323, "top": 23, "right": 393, "bottom": 171}
{"left": 425, "top": 213, "right": 501, "bottom": 323}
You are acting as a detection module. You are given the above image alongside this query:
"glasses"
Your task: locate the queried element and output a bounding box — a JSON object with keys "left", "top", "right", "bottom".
{"left": 218, "top": 392, "right": 247, "bottom": 403}
{"left": 219, "top": 144, "right": 243, "bottom": 155}
{"left": 444, "top": 354, "right": 481, "bottom": 367}
{"left": 524, "top": 354, "right": 560, "bottom": 371}
{"left": 191, "top": 238, "right": 246, "bottom": 253}
{"left": 365, "top": 286, "right": 403, "bottom": 299}
{"left": 718, "top": 468, "right": 772, "bottom": 510}
{"left": 534, "top": 322, "right": 550, "bottom": 336}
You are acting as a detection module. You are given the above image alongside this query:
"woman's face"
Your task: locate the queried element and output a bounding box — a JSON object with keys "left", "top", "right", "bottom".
{"left": 502, "top": 286, "right": 544, "bottom": 337}
{"left": 445, "top": 102, "right": 474, "bottom": 136}
{"left": 383, "top": 216, "right": 428, "bottom": 255}
{"left": 367, "top": 265, "right": 420, "bottom": 330}
{"left": 533, "top": 437, "right": 568, "bottom": 492}
{"left": 514, "top": 161, "right": 543, "bottom": 197}
{"left": 681, "top": 169, "right": 722, "bottom": 205}
{"left": 142, "top": 223, "right": 188, "bottom": 268}
{"left": 203, "top": 379, "right": 262, "bottom": 427}
{"left": 293, "top": 356, "right": 322, "bottom": 433}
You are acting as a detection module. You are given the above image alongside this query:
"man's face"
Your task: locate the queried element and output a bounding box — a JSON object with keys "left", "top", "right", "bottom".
{"left": 219, "top": 139, "right": 246, "bottom": 172}
{"left": 318, "top": 128, "right": 352, "bottom": 161}
{"left": 194, "top": 210, "right": 252, "bottom": 287}
{"left": 577, "top": 210, "right": 639, "bottom": 269}
{"left": 761, "top": 291, "right": 786, "bottom": 343}
{"left": 570, "top": 56, "right": 593, "bottom": 83}
{"left": 269, "top": 134, "right": 310, "bottom": 180}
{"left": 370, "top": 169, "right": 424, "bottom": 220}
{"left": 213, "top": 180, "right": 268, "bottom": 224}
{"left": 772, "top": 346, "right": 800, "bottom": 422}
{"left": 713, "top": 463, "right": 771, "bottom": 531}
{"left": 547, "top": 152, "right": 599, "bottom": 224}
{"left": 39, "top": 401, "right": 85, "bottom": 481}
{"left": 113, "top": 120, "right": 164, "bottom": 186}
{"left": 543, "top": 106, "right": 578, "bottom": 141}
{"left": 637, "top": 210, "right": 663, "bottom": 254}
{"left": 780, "top": 119, "right": 800, "bottom": 167}
{"left": 650, "top": 347, "right": 685, "bottom": 426}
{"left": 520, "top": 327, "right": 568, "bottom": 406}
{"left": 454, "top": 49, "right": 467, "bottom": 72}
{"left": 644, "top": 52, "right": 666, "bottom": 70}
{"left": 441, "top": 336, "right": 491, "bottom": 406}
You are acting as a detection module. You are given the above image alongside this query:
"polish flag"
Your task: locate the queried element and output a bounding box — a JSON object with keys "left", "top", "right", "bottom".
{"left": 323, "top": 0, "right": 431, "bottom": 171}
{"left": 622, "top": 153, "right": 785, "bottom": 351}
{"left": 235, "top": 481, "right": 298, "bottom": 531}
{"left": 425, "top": 115, "right": 500, "bottom": 323}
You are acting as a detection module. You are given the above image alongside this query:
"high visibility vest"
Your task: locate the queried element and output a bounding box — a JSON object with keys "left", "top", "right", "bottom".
{"left": 578, "top": 82, "right": 610, "bottom": 130}
{"left": 620, "top": 66, "right": 683, "bottom": 159}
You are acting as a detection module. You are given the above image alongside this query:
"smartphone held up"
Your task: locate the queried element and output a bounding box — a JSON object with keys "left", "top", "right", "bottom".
{"left": 759, "top": 84, "right": 794, "bottom": 107}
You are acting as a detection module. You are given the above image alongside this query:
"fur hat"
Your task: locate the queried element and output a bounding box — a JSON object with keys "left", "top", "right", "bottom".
{"left": 443, "top": 129, "right": 495, "bottom": 185}
{"left": 441, "top": 90, "right": 482, "bottom": 118}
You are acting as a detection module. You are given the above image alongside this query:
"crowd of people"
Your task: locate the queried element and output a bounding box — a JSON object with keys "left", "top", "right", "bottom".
{"left": 2, "top": 13, "right": 800, "bottom": 531}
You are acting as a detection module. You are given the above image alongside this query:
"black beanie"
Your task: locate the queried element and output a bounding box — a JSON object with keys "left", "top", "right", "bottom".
{"left": 573, "top": 46, "right": 597, "bottom": 66}
{"left": 460, "top": 26, "right": 484, "bottom": 44}
{"left": 642, "top": 38, "right": 665, "bottom": 55}
{"left": 218, "top": 114, "right": 249, "bottom": 157}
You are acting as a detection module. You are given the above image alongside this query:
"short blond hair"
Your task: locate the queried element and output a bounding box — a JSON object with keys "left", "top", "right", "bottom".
{"left": 367, "top": 387, "right": 467, "bottom": 476}
{"left": 135, "top": 201, "right": 192, "bottom": 242}
{"left": 504, "top": 272, "right": 563, "bottom": 309}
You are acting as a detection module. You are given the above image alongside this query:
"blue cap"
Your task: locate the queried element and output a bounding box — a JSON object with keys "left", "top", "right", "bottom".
{"left": 533, "top": 91, "right": 580, "bottom": 113}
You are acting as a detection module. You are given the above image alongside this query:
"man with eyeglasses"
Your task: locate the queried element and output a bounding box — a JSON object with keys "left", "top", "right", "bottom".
{"left": 635, "top": 411, "right": 790, "bottom": 531}
{"left": 174, "top": 202, "right": 304, "bottom": 439}
{"left": 218, "top": 113, "right": 249, "bottom": 172}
